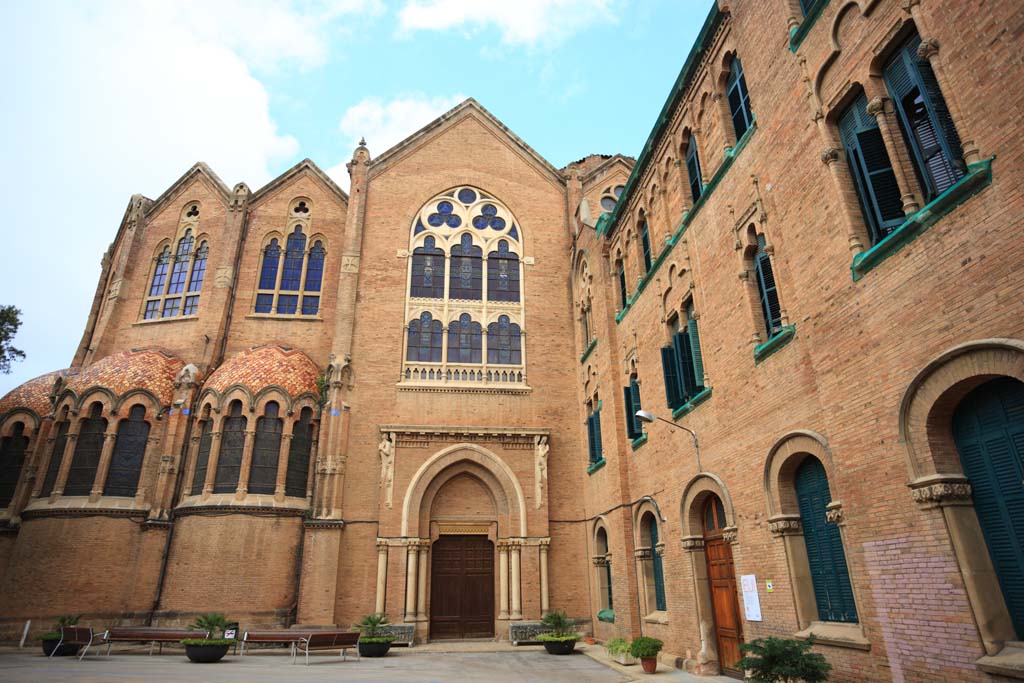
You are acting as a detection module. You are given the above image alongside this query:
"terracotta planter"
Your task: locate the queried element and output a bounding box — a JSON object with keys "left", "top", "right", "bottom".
{"left": 542, "top": 639, "right": 577, "bottom": 655}
{"left": 641, "top": 656, "right": 658, "bottom": 673}
{"left": 41, "top": 640, "right": 80, "bottom": 657}
{"left": 184, "top": 643, "right": 229, "bottom": 663}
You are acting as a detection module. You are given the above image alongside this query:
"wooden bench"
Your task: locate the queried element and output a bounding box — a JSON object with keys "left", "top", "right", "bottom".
{"left": 102, "top": 627, "right": 208, "bottom": 655}
{"left": 51, "top": 626, "right": 96, "bottom": 661}
{"left": 293, "top": 631, "right": 360, "bottom": 665}
{"left": 240, "top": 629, "right": 307, "bottom": 657}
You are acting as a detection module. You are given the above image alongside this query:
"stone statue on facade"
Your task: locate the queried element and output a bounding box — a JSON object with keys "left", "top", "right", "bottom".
{"left": 534, "top": 435, "right": 549, "bottom": 508}
{"left": 379, "top": 431, "right": 396, "bottom": 508}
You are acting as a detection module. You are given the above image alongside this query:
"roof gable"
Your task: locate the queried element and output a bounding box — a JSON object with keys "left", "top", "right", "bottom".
{"left": 250, "top": 158, "right": 348, "bottom": 208}
{"left": 145, "top": 162, "right": 232, "bottom": 220}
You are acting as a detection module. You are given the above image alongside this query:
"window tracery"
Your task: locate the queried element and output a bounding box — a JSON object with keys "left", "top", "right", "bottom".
{"left": 143, "top": 202, "right": 208, "bottom": 320}
{"left": 254, "top": 198, "right": 325, "bottom": 316}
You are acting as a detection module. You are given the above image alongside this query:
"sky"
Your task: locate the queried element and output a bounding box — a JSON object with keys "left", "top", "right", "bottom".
{"left": 0, "top": 0, "right": 711, "bottom": 396}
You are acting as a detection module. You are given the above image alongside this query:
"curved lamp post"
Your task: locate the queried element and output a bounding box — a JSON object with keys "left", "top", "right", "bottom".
{"left": 635, "top": 409, "right": 702, "bottom": 472}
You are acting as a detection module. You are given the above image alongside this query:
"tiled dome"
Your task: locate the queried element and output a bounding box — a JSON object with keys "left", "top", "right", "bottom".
{"left": 63, "top": 350, "right": 185, "bottom": 405}
{"left": 204, "top": 345, "right": 320, "bottom": 397}
{"left": 0, "top": 370, "right": 67, "bottom": 419}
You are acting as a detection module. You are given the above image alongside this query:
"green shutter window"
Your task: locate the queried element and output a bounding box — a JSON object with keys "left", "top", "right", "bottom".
{"left": 586, "top": 415, "right": 598, "bottom": 463}
{"left": 650, "top": 520, "right": 667, "bottom": 611}
{"left": 952, "top": 378, "right": 1024, "bottom": 637}
{"left": 727, "top": 57, "right": 753, "bottom": 141}
{"left": 674, "top": 331, "right": 697, "bottom": 400}
{"left": 630, "top": 379, "right": 643, "bottom": 436}
{"left": 687, "top": 315, "right": 705, "bottom": 392}
{"left": 754, "top": 235, "right": 783, "bottom": 338}
{"left": 839, "top": 94, "right": 906, "bottom": 244}
{"left": 795, "top": 457, "right": 858, "bottom": 623}
{"left": 686, "top": 133, "right": 703, "bottom": 202}
{"left": 593, "top": 408, "right": 603, "bottom": 460}
{"left": 617, "top": 264, "right": 628, "bottom": 309}
{"left": 661, "top": 345, "right": 683, "bottom": 409}
{"left": 884, "top": 33, "right": 965, "bottom": 201}
{"left": 641, "top": 221, "right": 653, "bottom": 272}
{"left": 624, "top": 386, "right": 638, "bottom": 439}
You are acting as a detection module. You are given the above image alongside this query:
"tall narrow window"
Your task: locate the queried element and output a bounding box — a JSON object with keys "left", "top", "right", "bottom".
{"left": 183, "top": 241, "right": 208, "bottom": 316}
{"left": 839, "top": 94, "right": 906, "bottom": 244}
{"left": 190, "top": 417, "right": 213, "bottom": 495}
{"left": 487, "top": 315, "right": 521, "bottom": 365}
{"left": 586, "top": 401, "right": 603, "bottom": 464}
{"left": 660, "top": 308, "right": 705, "bottom": 410}
{"left": 624, "top": 376, "right": 644, "bottom": 440}
{"left": 487, "top": 240, "right": 520, "bottom": 302}
{"left": 407, "top": 312, "right": 443, "bottom": 363}
{"left": 285, "top": 407, "right": 314, "bottom": 498}
{"left": 39, "top": 412, "right": 69, "bottom": 497}
{"left": 103, "top": 404, "right": 149, "bottom": 497}
{"left": 214, "top": 400, "right": 246, "bottom": 493}
{"left": 616, "top": 259, "right": 628, "bottom": 310}
{"left": 727, "top": 57, "right": 754, "bottom": 141}
{"left": 450, "top": 234, "right": 482, "bottom": 300}
{"left": 642, "top": 512, "right": 667, "bottom": 612}
{"left": 686, "top": 133, "right": 703, "bottom": 202}
{"left": 885, "top": 33, "right": 965, "bottom": 201}
{"left": 248, "top": 401, "right": 282, "bottom": 495}
{"left": 255, "top": 200, "right": 325, "bottom": 317}
{"left": 795, "top": 456, "right": 858, "bottom": 623}
{"left": 256, "top": 239, "right": 282, "bottom": 313}
{"left": 596, "top": 527, "right": 613, "bottom": 612}
{"left": 276, "top": 228, "right": 306, "bottom": 314}
{"left": 448, "top": 314, "right": 482, "bottom": 363}
{"left": 302, "top": 240, "right": 325, "bottom": 315}
{"left": 64, "top": 402, "right": 106, "bottom": 496}
{"left": 411, "top": 237, "right": 446, "bottom": 298}
{"left": 640, "top": 220, "right": 653, "bottom": 272}
{"left": 144, "top": 218, "right": 209, "bottom": 320}
{"left": 754, "top": 234, "right": 783, "bottom": 338}
{"left": 0, "top": 422, "right": 29, "bottom": 508}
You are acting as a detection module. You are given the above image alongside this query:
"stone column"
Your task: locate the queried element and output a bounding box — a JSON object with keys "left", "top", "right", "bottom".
{"left": 89, "top": 430, "right": 119, "bottom": 501}
{"left": 235, "top": 429, "right": 256, "bottom": 499}
{"left": 417, "top": 541, "right": 429, "bottom": 621}
{"left": 202, "top": 429, "right": 222, "bottom": 498}
{"left": 375, "top": 539, "right": 389, "bottom": 615}
{"left": 181, "top": 432, "right": 203, "bottom": 501}
{"left": 52, "top": 419, "right": 83, "bottom": 497}
{"left": 820, "top": 147, "right": 868, "bottom": 253}
{"left": 405, "top": 542, "right": 419, "bottom": 622}
{"left": 633, "top": 548, "right": 651, "bottom": 616}
{"left": 498, "top": 541, "right": 509, "bottom": 620}
{"left": 539, "top": 538, "right": 550, "bottom": 615}
{"left": 866, "top": 96, "right": 921, "bottom": 215}
{"left": 510, "top": 541, "right": 522, "bottom": 620}
{"left": 273, "top": 420, "right": 294, "bottom": 502}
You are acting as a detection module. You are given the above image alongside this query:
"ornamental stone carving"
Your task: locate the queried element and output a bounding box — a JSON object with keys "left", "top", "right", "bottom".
{"left": 634, "top": 548, "right": 652, "bottom": 560}
{"left": 769, "top": 516, "right": 802, "bottom": 536}
{"left": 825, "top": 502, "right": 845, "bottom": 525}
{"left": 534, "top": 435, "right": 549, "bottom": 508}
{"left": 917, "top": 38, "right": 939, "bottom": 61}
{"left": 722, "top": 526, "right": 738, "bottom": 544}
{"left": 379, "top": 431, "right": 396, "bottom": 509}
{"left": 680, "top": 536, "right": 704, "bottom": 551}
{"left": 911, "top": 480, "right": 973, "bottom": 508}
{"left": 865, "top": 96, "right": 889, "bottom": 119}
{"left": 820, "top": 147, "right": 841, "bottom": 166}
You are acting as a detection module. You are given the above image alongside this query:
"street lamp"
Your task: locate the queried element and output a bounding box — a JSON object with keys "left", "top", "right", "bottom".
{"left": 635, "top": 409, "right": 702, "bottom": 471}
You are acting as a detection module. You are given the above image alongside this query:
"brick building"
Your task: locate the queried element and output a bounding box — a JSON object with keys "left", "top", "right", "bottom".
{"left": 0, "top": 1, "right": 1022, "bottom": 680}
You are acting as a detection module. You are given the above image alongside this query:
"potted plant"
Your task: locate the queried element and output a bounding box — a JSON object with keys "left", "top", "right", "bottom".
{"left": 536, "top": 611, "right": 581, "bottom": 655}
{"left": 605, "top": 637, "right": 637, "bottom": 666}
{"left": 736, "top": 636, "right": 831, "bottom": 682}
{"left": 39, "top": 615, "right": 82, "bottom": 657}
{"left": 181, "top": 612, "right": 235, "bottom": 663}
{"left": 354, "top": 613, "right": 395, "bottom": 657}
{"left": 629, "top": 636, "right": 663, "bottom": 674}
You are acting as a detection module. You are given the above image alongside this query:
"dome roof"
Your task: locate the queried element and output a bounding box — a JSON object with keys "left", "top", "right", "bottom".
{"left": 0, "top": 370, "right": 67, "bottom": 419}
{"left": 63, "top": 349, "right": 185, "bottom": 405}
{"left": 205, "top": 345, "right": 320, "bottom": 398}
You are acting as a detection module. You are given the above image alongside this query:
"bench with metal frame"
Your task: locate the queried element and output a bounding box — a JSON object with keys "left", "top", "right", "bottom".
{"left": 50, "top": 626, "right": 96, "bottom": 661}
{"left": 101, "top": 627, "right": 208, "bottom": 655}
{"left": 292, "top": 631, "right": 360, "bottom": 665}
{"left": 240, "top": 629, "right": 307, "bottom": 657}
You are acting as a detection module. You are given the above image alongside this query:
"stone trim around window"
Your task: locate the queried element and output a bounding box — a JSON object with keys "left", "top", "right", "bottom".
{"left": 671, "top": 386, "right": 712, "bottom": 421}
{"left": 631, "top": 433, "right": 649, "bottom": 451}
{"left": 580, "top": 338, "right": 598, "bottom": 364}
{"left": 788, "top": 0, "right": 831, "bottom": 53}
{"left": 587, "top": 458, "right": 607, "bottom": 475}
{"left": 794, "top": 620, "right": 870, "bottom": 651}
{"left": 642, "top": 610, "right": 669, "bottom": 625}
{"left": 851, "top": 158, "right": 993, "bottom": 282}
{"left": 754, "top": 325, "right": 797, "bottom": 364}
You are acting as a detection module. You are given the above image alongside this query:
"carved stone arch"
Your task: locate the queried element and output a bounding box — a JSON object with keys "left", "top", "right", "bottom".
{"left": 218, "top": 385, "right": 257, "bottom": 413}
{"left": 763, "top": 429, "right": 836, "bottom": 518}
{"left": 0, "top": 411, "right": 38, "bottom": 437}
{"left": 252, "top": 387, "right": 292, "bottom": 415}
{"left": 633, "top": 496, "right": 665, "bottom": 545}
{"left": 112, "top": 389, "right": 164, "bottom": 418}
{"left": 401, "top": 442, "right": 526, "bottom": 538}
{"left": 681, "top": 472, "right": 738, "bottom": 539}
{"left": 195, "top": 389, "right": 222, "bottom": 414}
{"left": 260, "top": 230, "right": 286, "bottom": 248}
{"left": 74, "top": 387, "right": 117, "bottom": 416}
{"left": 306, "top": 232, "right": 329, "bottom": 250}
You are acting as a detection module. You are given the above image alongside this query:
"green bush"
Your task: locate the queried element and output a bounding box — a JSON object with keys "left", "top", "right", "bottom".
{"left": 358, "top": 636, "right": 396, "bottom": 643}
{"left": 736, "top": 637, "right": 831, "bottom": 683}
{"left": 537, "top": 633, "right": 580, "bottom": 642}
{"left": 188, "top": 612, "right": 231, "bottom": 638}
{"left": 181, "top": 638, "right": 236, "bottom": 647}
{"left": 353, "top": 613, "right": 393, "bottom": 640}
{"left": 39, "top": 615, "right": 82, "bottom": 641}
{"left": 539, "top": 610, "right": 579, "bottom": 638}
{"left": 629, "top": 636, "right": 664, "bottom": 658}
{"left": 605, "top": 637, "right": 630, "bottom": 655}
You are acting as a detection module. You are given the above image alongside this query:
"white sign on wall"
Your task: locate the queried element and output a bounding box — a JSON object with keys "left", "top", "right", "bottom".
{"left": 740, "top": 574, "right": 762, "bottom": 622}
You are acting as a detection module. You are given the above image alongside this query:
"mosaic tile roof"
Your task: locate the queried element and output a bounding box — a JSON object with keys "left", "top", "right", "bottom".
{"left": 205, "top": 345, "right": 320, "bottom": 397}
{"left": 0, "top": 370, "right": 67, "bottom": 418}
{"left": 63, "top": 350, "right": 184, "bottom": 405}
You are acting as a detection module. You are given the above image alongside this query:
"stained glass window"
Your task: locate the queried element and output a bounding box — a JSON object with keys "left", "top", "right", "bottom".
{"left": 259, "top": 239, "right": 282, "bottom": 289}
{"left": 449, "top": 234, "right": 482, "bottom": 300}
{"left": 64, "top": 402, "right": 106, "bottom": 496}
{"left": 103, "top": 404, "right": 149, "bottom": 497}
{"left": 280, "top": 227, "right": 306, "bottom": 291}
{"left": 487, "top": 240, "right": 520, "bottom": 302}
{"left": 285, "top": 407, "right": 313, "bottom": 498}
{"left": 407, "top": 312, "right": 443, "bottom": 362}
{"left": 248, "top": 402, "right": 282, "bottom": 495}
{"left": 190, "top": 418, "right": 213, "bottom": 495}
{"left": 487, "top": 315, "right": 522, "bottom": 365}
{"left": 0, "top": 422, "right": 29, "bottom": 508}
{"left": 411, "top": 237, "right": 446, "bottom": 298}
{"left": 305, "top": 241, "right": 325, "bottom": 292}
{"left": 214, "top": 400, "right": 246, "bottom": 493}
{"left": 447, "top": 313, "right": 482, "bottom": 363}
{"left": 167, "top": 230, "right": 194, "bottom": 295}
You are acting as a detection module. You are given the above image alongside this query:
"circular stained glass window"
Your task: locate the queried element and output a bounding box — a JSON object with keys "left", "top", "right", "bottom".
{"left": 473, "top": 215, "right": 489, "bottom": 229}
{"left": 482, "top": 204, "right": 498, "bottom": 216}
{"left": 427, "top": 213, "right": 443, "bottom": 227}
{"left": 438, "top": 201, "right": 454, "bottom": 214}
{"left": 446, "top": 214, "right": 462, "bottom": 227}
{"left": 600, "top": 196, "right": 617, "bottom": 211}
{"left": 613, "top": 185, "right": 625, "bottom": 198}
{"left": 458, "top": 188, "right": 477, "bottom": 204}
{"left": 490, "top": 217, "right": 506, "bottom": 230}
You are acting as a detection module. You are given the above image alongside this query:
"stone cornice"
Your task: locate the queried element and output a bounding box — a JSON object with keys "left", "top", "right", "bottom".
{"left": 908, "top": 474, "right": 973, "bottom": 508}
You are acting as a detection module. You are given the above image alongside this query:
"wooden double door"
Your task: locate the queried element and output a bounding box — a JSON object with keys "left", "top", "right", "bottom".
{"left": 704, "top": 495, "right": 744, "bottom": 678}
{"left": 429, "top": 535, "right": 495, "bottom": 639}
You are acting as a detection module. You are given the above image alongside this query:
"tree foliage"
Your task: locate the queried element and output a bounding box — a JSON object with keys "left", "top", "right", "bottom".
{"left": 737, "top": 637, "right": 831, "bottom": 683}
{"left": 0, "top": 305, "right": 25, "bottom": 374}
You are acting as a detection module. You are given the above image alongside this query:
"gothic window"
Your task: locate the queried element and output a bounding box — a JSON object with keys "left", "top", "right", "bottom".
{"left": 448, "top": 313, "right": 482, "bottom": 363}
{"left": 660, "top": 305, "right": 705, "bottom": 410}
{"left": 248, "top": 401, "right": 282, "bottom": 495}
{"left": 595, "top": 526, "right": 613, "bottom": 612}
{"left": 408, "top": 312, "right": 443, "bottom": 363}
{"left": 600, "top": 185, "right": 626, "bottom": 214}
{"left": 640, "top": 218, "right": 653, "bottom": 272}
{"left": 450, "top": 234, "right": 483, "bottom": 300}
{"left": 616, "top": 257, "right": 628, "bottom": 310}
{"left": 64, "top": 402, "right": 106, "bottom": 496}
{"left": 411, "top": 237, "right": 446, "bottom": 298}
{"left": 727, "top": 56, "right": 754, "bottom": 141}
{"left": 103, "top": 404, "right": 149, "bottom": 497}
{"left": 190, "top": 414, "right": 213, "bottom": 495}
{"left": 686, "top": 133, "right": 703, "bottom": 202}
{"left": 143, "top": 202, "right": 208, "bottom": 320}
{"left": 754, "top": 234, "right": 783, "bottom": 337}
{"left": 487, "top": 315, "right": 522, "bottom": 365}
{"left": 285, "top": 407, "right": 314, "bottom": 498}
{"left": 213, "top": 400, "right": 246, "bottom": 493}
{"left": 255, "top": 199, "right": 325, "bottom": 316}
{"left": 0, "top": 422, "right": 29, "bottom": 508}
{"left": 586, "top": 399, "right": 603, "bottom": 464}
{"left": 487, "top": 240, "right": 520, "bottom": 302}
{"left": 39, "top": 409, "right": 69, "bottom": 497}
{"left": 640, "top": 512, "right": 667, "bottom": 612}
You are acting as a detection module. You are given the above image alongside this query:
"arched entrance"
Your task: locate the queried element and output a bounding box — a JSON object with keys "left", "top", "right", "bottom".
{"left": 430, "top": 534, "right": 495, "bottom": 639}
{"left": 952, "top": 377, "right": 1024, "bottom": 638}
{"left": 702, "top": 494, "right": 743, "bottom": 678}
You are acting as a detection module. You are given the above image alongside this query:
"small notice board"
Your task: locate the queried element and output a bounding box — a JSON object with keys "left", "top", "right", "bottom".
{"left": 740, "top": 574, "right": 762, "bottom": 622}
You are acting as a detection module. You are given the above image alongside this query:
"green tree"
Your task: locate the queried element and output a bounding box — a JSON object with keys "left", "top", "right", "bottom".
{"left": 0, "top": 306, "right": 25, "bottom": 374}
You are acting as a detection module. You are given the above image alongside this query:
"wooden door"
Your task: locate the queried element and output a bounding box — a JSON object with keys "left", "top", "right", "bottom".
{"left": 429, "top": 535, "right": 494, "bottom": 639}
{"left": 703, "top": 495, "right": 743, "bottom": 678}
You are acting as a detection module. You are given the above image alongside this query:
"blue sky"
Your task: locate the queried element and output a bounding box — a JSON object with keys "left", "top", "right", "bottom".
{"left": 0, "top": 0, "right": 710, "bottom": 396}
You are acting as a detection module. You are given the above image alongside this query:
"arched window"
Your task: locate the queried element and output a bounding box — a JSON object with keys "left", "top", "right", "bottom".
{"left": 686, "top": 133, "right": 703, "bottom": 202}
{"left": 640, "top": 219, "right": 653, "bottom": 272}
{"left": 727, "top": 57, "right": 754, "bottom": 141}
{"left": 487, "top": 315, "right": 521, "bottom": 365}
{"left": 249, "top": 401, "right": 282, "bottom": 494}
{"left": 190, "top": 411, "right": 213, "bottom": 495}
{"left": 39, "top": 408, "right": 69, "bottom": 497}
{"left": 286, "top": 407, "right": 314, "bottom": 498}
{"left": 214, "top": 400, "right": 246, "bottom": 493}
{"left": 450, "top": 234, "right": 483, "bottom": 300}
{"left": 103, "top": 404, "right": 149, "bottom": 497}
{"left": 255, "top": 200, "right": 325, "bottom": 317}
{"left": 641, "top": 512, "right": 667, "bottom": 612}
{"left": 660, "top": 304, "right": 705, "bottom": 410}
{"left": 408, "top": 312, "right": 443, "bottom": 363}
{"left": 595, "top": 526, "right": 613, "bottom": 613}
{"left": 600, "top": 185, "right": 626, "bottom": 214}
{"left": 64, "top": 402, "right": 106, "bottom": 496}
{"left": 487, "top": 240, "right": 520, "bottom": 302}
{"left": 448, "top": 313, "right": 482, "bottom": 363}
{"left": 144, "top": 208, "right": 210, "bottom": 320}
{"left": 754, "top": 234, "right": 783, "bottom": 337}
{"left": 616, "top": 258, "right": 628, "bottom": 310}
{"left": 0, "top": 422, "right": 29, "bottom": 508}
{"left": 704, "top": 495, "right": 726, "bottom": 533}
{"left": 795, "top": 456, "right": 857, "bottom": 623}
{"left": 411, "top": 236, "right": 446, "bottom": 298}
{"left": 623, "top": 375, "right": 644, "bottom": 440}
{"left": 303, "top": 241, "right": 325, "bottom": 315}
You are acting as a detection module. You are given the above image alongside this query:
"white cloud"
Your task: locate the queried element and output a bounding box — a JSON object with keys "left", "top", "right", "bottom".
{"left": 397, "top": 0, "right": 618, "bottom": 47}
{"left": 327, "top": 93, "right": 467, "bottom": 187}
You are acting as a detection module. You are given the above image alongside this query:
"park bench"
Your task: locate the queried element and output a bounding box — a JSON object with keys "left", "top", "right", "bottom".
{"left": 293, "top": 631, "right": 360, "bottom": 665}
{"left": 51, "top": 626, "right": 96, "bottom": 661}
{"left": 240, "top": 629, "right": 307, "bottom": 657}
{"left": 101, "top": 627, "right": 208, "bottom": 655}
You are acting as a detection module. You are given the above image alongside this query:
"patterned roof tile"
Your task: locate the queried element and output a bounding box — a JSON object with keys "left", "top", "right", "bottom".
{"left": 205, "top": 345, "right": 320, "bottom": 397}
{"left": 63, "top": 350, "right": 185, "bottom": 405}
{"left": 0, "top": 370, "right": 67, "bottom": 418}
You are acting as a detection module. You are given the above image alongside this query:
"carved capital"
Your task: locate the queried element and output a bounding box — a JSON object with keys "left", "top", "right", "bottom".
{"left": 900, "top": 0, "right": 921, "bottom": 12}
{"left": 680, "top": 536, "right": 704, "bottom": 552}
{"left": 768, "top": 515, "right": 803, "bottom": 536}
{"left": 592, "top": 555, "right": 609, "bottom": 567}
{"left": 917, "top": 37, "right": 939, "bottom": 61}
{"left": 722, "top": 526, "right": 738, "bottom": 545}
{"left": 712, "top": 92, "right": 724, "bottom": 103}
{"left": 634, "top": 547, "right": 652, "bottom": 560}
{"left": 865, "top": 96, "right": 890, "bottom": 119}
{"left": 376, "top": 538, "right": 389, "bottom": 551}
{"left": 825, "top": 502, "right": 845, "bottom": 525}
{"left": 909, "top": 475, "right": 973, "bottom": 508}
{"left": 820, "top": 147, "right": 842, "bottom": 166}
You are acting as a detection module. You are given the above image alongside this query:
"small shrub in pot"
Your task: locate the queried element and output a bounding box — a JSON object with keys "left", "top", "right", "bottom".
{"left": 605, "top": 637, "right": 636, "bottom": 665}
{"left": 629, "top": 636, "right": 663, "bottom": 674}
{"left": 736, "top": 636, "right": 831, "bottom": 683}
{"left": 354, "top": 613, "right": 395, "bottom": 657}
{"left": 182, "top": 612, "right": 235, "bottom": 663}
{"left": 39, "top": 615, "right": 82, "bottom": 657}
{"left": 536, "top": 611, "right": 581, "bottom": 655}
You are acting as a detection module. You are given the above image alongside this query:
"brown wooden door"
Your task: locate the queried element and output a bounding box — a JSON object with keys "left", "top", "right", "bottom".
{"left": 429, "top": 535, "right": 494, "bottom": 639}
{"left": 703, "top": 496, "right": 743, "bottom": 678}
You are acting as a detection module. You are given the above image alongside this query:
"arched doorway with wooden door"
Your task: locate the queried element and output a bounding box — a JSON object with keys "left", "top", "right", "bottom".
{"left": 703, "top": 493, "right": 744, "bottom": 679}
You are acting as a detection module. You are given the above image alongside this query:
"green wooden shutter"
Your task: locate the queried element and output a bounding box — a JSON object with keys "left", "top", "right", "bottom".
{"left": 661, "top": 346, "right": 682, "bottom": 409}
{"left": 674, "top": 331, "right": 697, "bottom": 400}
{"left": 586, "top": 416, "right": 597, "bottom": 463}
{"left": 952, "top": 378, "right": 1024, "bottom": 637}
{"left": 795, "top": 457, "right": 858, "bottom": 623}
{"left": 754, "top": 235, "right": 782, "bottom": 337}
{"left": 641, "top": 222, "right": 653, "bottom": 272}
{"left": 630, "top": 379, "right": 643, "bottom": 436}
{"left": 650, "top": 520, "right": 667, "bottom": 611}
{"left": 686, "top": 134, "right": 703, "bottom": 202}
{"left": 623, "top": 386, "right": 638, "bottom": 439}
{"left": 593, "top": 408, "right": 603, "bottom": 460}
{"left": 687, "top": 318, "right": 705, "bottom": 391}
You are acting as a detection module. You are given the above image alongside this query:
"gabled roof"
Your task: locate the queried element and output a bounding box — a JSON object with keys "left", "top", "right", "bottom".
{"left": 581, "top": 154, "right": 636, "bottom": 188}
{"left": 250, "top": 158, "right": 348, "bottom": 207}
{"left": 145, "top": 162, "right": 232, "bottom": 219}
{"left": 368, "top": 98, "right": 566, "bottom": 186}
